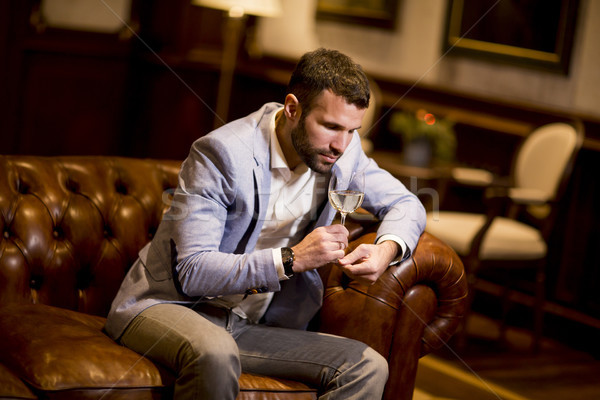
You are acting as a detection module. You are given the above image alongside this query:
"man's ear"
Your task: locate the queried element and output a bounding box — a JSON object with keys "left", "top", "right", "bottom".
{"left": 283, "top": 94, "right": 301, "bottom": 122}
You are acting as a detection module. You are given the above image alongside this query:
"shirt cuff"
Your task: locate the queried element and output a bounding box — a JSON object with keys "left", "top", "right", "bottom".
{"left": 375, "top": 234, "right": 407, "bottom": 266}
{"left": 272, "top": 248, "right": 290, "bottom": 280}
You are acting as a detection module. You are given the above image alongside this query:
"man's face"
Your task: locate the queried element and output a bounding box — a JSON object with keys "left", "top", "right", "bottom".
{"left": 291, "top": 90, "right": 366, "bottom": 174}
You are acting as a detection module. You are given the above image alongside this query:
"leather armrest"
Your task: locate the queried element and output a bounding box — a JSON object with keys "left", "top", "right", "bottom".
{"left": 451, "top": 167, "right": 494, "bottom": 187}
{"left": 316, "top": 232, "right": 467, "bottom": 400}
{"left": 317, "top": 231, "right": 467, "bottom": 355}
{"left": 486, "top": 186, "right": 549, "bottom": 206}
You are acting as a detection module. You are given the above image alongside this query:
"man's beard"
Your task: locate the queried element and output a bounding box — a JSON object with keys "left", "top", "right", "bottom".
{"left": 291, "top": 116, "right": 342, "bottom": 174}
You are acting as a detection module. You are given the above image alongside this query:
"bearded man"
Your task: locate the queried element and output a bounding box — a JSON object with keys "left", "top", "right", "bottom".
{"left": 105, "top": 48, "right": 426, "bottom": 399}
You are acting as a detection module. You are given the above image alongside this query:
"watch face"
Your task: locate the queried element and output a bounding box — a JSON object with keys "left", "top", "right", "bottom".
{"left": 282, "top": 247, "right": 294, "bottom": 263}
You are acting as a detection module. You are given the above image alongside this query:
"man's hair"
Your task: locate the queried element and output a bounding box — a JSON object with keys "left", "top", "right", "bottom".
{"left": 287, "top": 48, "right": 370, "bottom": 115}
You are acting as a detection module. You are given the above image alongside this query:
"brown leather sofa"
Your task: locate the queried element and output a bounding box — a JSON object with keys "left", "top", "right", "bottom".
{"left": 0, "top": 155, "right": 467, "bottom": 400}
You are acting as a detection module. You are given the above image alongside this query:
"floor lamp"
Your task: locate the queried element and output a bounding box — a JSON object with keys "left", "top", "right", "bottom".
{"left": 191, "top": 0, "right": 282, "bottom": 129}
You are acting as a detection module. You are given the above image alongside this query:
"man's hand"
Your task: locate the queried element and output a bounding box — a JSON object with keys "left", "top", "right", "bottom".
{"left": 337, "top": 240, "right": 400, "bottom": 286}
{"left": 291, "top": 225, "right": 349, "bottom": 273}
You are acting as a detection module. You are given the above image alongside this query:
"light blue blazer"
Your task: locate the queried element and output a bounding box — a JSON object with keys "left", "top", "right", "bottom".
{"left": 105, "top": 102, "right": 426, "bottom": 339}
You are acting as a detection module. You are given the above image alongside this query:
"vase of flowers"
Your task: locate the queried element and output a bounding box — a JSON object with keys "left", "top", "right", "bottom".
{"left": 388, "top": 109, "right": 456, "bottom": 167}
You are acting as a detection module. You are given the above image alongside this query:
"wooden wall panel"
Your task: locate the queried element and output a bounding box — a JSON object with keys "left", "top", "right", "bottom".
{"left": 17, "top": 52, "right": 129, "bottom": 155}
{"left": 122, "top": 63, "right": 219, "bottom": 160}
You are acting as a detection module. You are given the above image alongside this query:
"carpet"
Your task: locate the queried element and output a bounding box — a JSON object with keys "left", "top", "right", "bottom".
{"left": 413, "top": 354, "right": 531, "bottom": 400}
{"left": 413, "top": 311, "right": 600, "bottom": 400}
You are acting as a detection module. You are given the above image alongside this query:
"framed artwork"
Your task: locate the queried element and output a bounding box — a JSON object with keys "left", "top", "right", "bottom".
{"left": 316, "top": 0, "right": 399, "bottom": 30}
{"left": 36, "top": 0, "right": 132, "bottom": 33}
{"left": 443, "top": 0, "right": 580, "bottom": 74}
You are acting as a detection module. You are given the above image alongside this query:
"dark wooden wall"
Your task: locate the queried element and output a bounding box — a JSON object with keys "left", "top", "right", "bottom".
{"left": 2, "top": 0, "right": 599, "bottom": 342}
{"left": 1, "top": 0, "right": 229, "bottom": 160}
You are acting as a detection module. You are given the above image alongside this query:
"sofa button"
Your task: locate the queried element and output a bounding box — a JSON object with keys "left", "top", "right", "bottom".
{"left": 103, "top": 226, "right": 113, "bottom": 238}
{"left": 29, "top": 278, "right": 43, "bottom": 290}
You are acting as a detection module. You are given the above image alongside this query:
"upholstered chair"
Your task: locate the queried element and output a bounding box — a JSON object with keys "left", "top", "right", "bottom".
{"left": 425, "top": 121, "right": 584, "bottom": 352}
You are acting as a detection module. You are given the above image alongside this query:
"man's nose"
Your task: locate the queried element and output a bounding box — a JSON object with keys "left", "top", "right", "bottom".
{"left": 331, "top": 133, "right": 351, "bottom": 154}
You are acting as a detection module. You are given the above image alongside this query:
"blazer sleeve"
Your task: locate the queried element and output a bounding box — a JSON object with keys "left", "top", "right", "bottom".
{"left": 159, "top": 134, "right": 281, "bottom": 298}
{"left": 351, "top": 137, "right": 426, "bottom": 256}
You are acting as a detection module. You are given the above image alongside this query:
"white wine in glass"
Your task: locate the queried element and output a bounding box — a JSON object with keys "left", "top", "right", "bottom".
{"left": 328, "top": 171, "right": 365, "bottom": 226}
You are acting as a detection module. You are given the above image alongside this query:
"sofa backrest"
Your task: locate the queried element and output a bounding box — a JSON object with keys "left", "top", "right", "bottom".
{"left": 0, "top": 156, "right": 181, "bottom": 317}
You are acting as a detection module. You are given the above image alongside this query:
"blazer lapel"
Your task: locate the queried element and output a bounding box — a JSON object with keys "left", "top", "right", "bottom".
{"left": 237, "top": 108, "right": 273, "bottom": 253}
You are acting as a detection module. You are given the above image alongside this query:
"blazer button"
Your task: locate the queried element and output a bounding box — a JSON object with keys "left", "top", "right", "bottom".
{"left": 245, "top": 287, "right": 268, "bottom": 296}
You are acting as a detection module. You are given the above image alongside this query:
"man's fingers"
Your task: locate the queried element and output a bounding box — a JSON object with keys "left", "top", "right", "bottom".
{"left": 326, "top": 223, "right": 350, "bottom": 235}
{"left": 339, "top": 245, "right": 369, "bottom": 265}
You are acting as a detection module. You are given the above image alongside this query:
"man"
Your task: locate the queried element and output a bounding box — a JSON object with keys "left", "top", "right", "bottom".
{"left": 105, "top": 48, "right": 426, "bottom": 399}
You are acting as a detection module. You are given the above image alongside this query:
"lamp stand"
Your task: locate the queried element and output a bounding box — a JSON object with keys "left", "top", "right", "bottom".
{"left": 213, "top": 14, "right": 246, "bottom": 129}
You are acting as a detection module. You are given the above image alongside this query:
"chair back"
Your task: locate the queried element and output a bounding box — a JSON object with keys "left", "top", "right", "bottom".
{"left": 514, "top": 121, "right": 583, "bottom": 201}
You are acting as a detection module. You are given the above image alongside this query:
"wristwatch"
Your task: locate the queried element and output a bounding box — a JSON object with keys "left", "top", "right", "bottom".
{"left": 281, "top": 247, "right": 295, "bottom": 278}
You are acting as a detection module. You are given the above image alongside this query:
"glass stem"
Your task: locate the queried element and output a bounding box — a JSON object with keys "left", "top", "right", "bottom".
{"left": 340, "top": 213, "right": 347, "bottom": 226}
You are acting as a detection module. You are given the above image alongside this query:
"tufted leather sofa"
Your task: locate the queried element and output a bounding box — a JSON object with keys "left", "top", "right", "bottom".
{"left": 0, "top": 155, "right": 467, "bottom": 400}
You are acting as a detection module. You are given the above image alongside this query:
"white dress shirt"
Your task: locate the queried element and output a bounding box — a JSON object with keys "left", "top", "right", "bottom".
{"left": 221, "top": 109, "right": 326, "bottom": 322}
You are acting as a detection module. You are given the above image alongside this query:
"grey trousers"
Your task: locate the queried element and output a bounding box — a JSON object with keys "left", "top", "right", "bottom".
{"left": 119, "top": 303, "right": 388, "bottom": 399}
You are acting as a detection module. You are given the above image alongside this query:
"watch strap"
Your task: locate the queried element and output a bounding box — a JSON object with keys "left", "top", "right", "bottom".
{"left": 281, "top": 247, "right": 294, "bottom": 278}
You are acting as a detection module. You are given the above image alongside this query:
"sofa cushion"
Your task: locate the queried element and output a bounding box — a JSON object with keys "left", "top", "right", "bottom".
{"left": 238, "top": 374, "right": 317, "bottom": 400}
{"left": 0, "top": 363, "right": 36, "bottom": 399}
{"left": 0, "top": 304, "right": 317, "bottom": 399}
{"left": 0, "top": 304, "right": 171, "bottom": 393}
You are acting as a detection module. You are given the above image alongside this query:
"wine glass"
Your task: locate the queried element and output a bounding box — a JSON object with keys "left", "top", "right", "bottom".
{"left": 328, "top": 170, "right": 365, "bottom": 226}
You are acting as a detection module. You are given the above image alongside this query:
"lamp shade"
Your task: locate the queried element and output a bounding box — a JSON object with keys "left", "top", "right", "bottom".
{"left": 191, "top": 0, "right": 282, "bottom": 17}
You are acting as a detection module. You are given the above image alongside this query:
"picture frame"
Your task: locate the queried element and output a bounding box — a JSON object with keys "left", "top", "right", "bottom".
{"left": 316, "top": 0, "right": 399, "bottom": 30}
{"left": 442, "top": 0, "right": 580, "bottom": 74}
{"left": 35, "top": 0, "right": 133, "bottom": 33}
